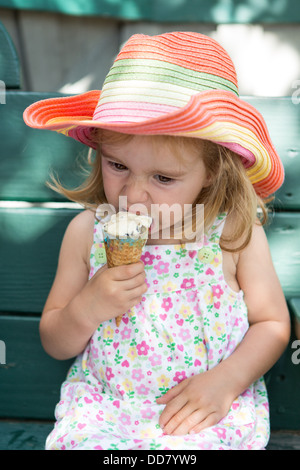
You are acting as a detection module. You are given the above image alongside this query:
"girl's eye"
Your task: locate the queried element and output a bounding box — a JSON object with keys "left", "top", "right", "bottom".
{"left": 108, "top": 161, "right": 127, "bottom": 171}
{"left": 155, "top": 174, "right": 174, "bottom": 184}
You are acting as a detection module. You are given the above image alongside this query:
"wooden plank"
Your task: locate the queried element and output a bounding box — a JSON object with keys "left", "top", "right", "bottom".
{"left": 1, "top": 94, "right": 299, "bottom": 208}
{"left": 0, "top": 91, "right": 88, "bottom": 202}
{"left": 0, "top": 314, "right": 298, "bottom": 427}
{"left": 0, "top": 209, "right": 299, "bottom": 314}
{"left": 0, "top": 316, "right": 73, "bottom": 420}
{"left": 0, "top": 420, "right": 298, "bottom": 450}
{"left": 289, "top": 298, "right": 300, "bottom": 322}
{"left": 267, "top": 431, "right": 300, "bottom": 450}
{"left": 265, "top": 213, "right": 300, "bottom": 298}
{"left": 0, "top": 20, "right": 20, "bottom": 89}
{"left": 0, "top": 206, "right": 81, "bottom": 313}
{"left": 0, "top": 420, "right": 53, "bottom": 450}
{"left": 2, "top": 0, "right": 300, "bottom": 23}
{"left": 265, "top": 332, "right": 300, "bottom": 431}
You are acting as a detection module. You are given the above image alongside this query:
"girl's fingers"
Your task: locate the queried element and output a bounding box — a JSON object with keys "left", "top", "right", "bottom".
{"left": 157, "top": 385, "right": 189, "bottom": 431}
{"left": 123, "top": 271, "right": 146, "bottom": 291}
{"left": 163, "top": 407, "right": 217, "bottom": 436}
{"left": 127, "top": 282, "right": 148, "bottom": 300}
{"left": 188, "top": 412, "right": 220, "bottom": 435}
{"left": 110, "top": 262, "right": 145, "bottom": 281}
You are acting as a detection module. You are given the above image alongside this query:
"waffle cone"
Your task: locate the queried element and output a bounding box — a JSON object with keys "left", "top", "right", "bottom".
{"left": 104, "top": 236, "right": 147, "bottom": 327}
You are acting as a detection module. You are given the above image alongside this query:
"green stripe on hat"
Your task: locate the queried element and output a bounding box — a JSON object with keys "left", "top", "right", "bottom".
{"left": 104, "top": 58, "right": 239, "bottom": 96}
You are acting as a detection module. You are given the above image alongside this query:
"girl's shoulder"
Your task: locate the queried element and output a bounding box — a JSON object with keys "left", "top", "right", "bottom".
{"left": 66, "top": 209, "right": 95, "bottom": 239}
{"left": 222, "top": 212, "right": 266, "bottom": 253}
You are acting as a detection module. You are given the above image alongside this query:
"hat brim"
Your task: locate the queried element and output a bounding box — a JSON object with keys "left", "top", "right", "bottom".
{"left": 23, "top": 89, "right": 283, "bottom": 198}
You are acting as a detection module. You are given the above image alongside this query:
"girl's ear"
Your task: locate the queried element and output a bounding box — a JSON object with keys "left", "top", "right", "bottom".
{"left": 203, "top": 171, "right": 215, "bottom": 188}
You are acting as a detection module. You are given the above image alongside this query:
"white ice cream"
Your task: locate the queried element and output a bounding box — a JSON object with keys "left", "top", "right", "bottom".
{"left": 103, "top": 212, "right": 152, "bottom": 238}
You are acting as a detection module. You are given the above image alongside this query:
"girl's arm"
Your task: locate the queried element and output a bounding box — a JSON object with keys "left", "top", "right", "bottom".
{"left": 221, "top": 222, "right": 291, "bottom": 394}
{"left": 40, "top": 210, "right": 147, "bottom": 360}
{"left": 157, "top": 222, "right": 291, "bottom": 435}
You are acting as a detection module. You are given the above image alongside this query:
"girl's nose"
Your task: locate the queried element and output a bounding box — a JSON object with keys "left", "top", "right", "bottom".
{"left": 122, "top": 177, "right": 148, "bottom": 205}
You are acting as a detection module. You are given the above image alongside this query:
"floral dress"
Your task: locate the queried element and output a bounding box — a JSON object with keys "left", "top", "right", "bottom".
{"left": 45, "top": 212, "right": 269, "bottom": 450}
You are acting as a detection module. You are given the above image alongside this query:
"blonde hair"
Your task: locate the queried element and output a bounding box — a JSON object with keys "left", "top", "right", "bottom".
{"left": 48, "top": 129, "right": 269, "bottom": 252}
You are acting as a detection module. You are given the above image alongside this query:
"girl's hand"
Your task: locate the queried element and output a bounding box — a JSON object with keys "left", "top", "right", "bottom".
{"left": 156, "top": 367, "right": 235, "bottom": 436}
{"left": 85, "top": 261, "right": 148, "bottom": 325}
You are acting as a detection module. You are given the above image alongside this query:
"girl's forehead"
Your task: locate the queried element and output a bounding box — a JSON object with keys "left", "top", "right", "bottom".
{"left": 101, "top": 134, "right": 205, "bottom": 161}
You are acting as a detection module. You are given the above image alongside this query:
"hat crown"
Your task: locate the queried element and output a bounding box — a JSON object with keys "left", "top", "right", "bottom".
{"left": 94, "top": 32, "right": 239, "bottom": 124}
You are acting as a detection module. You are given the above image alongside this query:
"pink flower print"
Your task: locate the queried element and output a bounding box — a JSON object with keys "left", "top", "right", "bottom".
{"left": 173, "top": 371, "right": 187, "bottom": 383}
{"left": 132, "top": 368, "right": 145, "bottom": 382}
{"left": 91, "top": 393, "right": 103, "bottom": 403}
{"left": 105, "top": 367, "right": 115, "bottom": 381}
{"left": 89, "top": 267, "right": 94, "bottom": 278}
{"left": 137, "top": 340, "right": 150, "bottom": 356}
{"left": 91, "top": 345, "right": 99, "bottom": 359}
{"left": 141, "top": 251, "right": 155, "bottom": 265}
{"left": 154, "top": 260, "right": 169, "bottom": 275}
{"left": 197, "top": 442, "right": 213, "bottom": 450}
{"left": 141, "top": 407, "right": 156, "bottom": 420}
{"left": 120, "top": 326, "right": 132, "bottom": 340}
{"left": 119, "top": 413, "right": 131, "bottom": 426}
{"left": 161, "top": 297, "right": 173, "bottom": 312}
{"left": 186, "top": 290, "right": 197, "bottom": 302}
{"left": 212, "top": 427, "right": 227, "bottom": 440}
{"left": 212, "top": 284, "right": 224, "bottom": 299}
{"left": 136, "top": 384, "right": 150, "bottom": 395}
{"left": 180, "top": 278, "right": 196, "bottom": 289}
{"left": 178, "top": 328, "right": 191, "bottom": 342}
{"left": 175, "top": 263, "right": 181, "bottom": 269}
{"left": 193, "top": 303, "right": 201, "bottom": 316}
{"left": 149, "top": 353, "right": 162, "bottom": 366}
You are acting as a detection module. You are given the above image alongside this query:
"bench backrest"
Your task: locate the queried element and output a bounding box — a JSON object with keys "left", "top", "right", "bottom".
{"left": 0, "top": 20, "right": 300, "bottom": 428}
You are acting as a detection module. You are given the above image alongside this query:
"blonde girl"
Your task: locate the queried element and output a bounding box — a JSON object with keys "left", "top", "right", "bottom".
{"left": 24, "top": 32, "right": 290, "bottom": 450}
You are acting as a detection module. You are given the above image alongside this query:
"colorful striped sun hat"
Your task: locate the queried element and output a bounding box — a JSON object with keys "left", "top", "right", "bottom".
{"left": 23, "top": 31, "right": 284, "bottom": 197}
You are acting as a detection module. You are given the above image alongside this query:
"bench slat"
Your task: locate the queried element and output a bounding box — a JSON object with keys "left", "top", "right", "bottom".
{"left": 265, "top": 333, "right": 300, "bottom": 431}
{"left": 0, "top": 420, "right": 53, "bottom": 450}
{"left": 245, "top": 97, "right": 300, "bottom": 210}
{"left": 0, "top": 206, "right": 81, "bottom": 313}
{"left": 1, "top": 98, "right": 299, "bottom": 207}
{"left": 289, "top": 298, "right": 300, "bottom": 322}
{"left": 265, "top": 212, "right": 300, "bottom": 298}
{"left": 0, "top": 91, "right": 87, "bottom": 202}
{"left": 0, "top": 314, "right": 299, "bottom": 429}
{"left": 2, "top": 1, "right": 300, "bottom": 23}
{"left": 0, "top": 316, "right": 73, "bottom": 420}
{"left": 1, "top": 208, "right": 299, "bottom": 315}
{"left": 0, "top": 95, "right": 299, "bottom": 209}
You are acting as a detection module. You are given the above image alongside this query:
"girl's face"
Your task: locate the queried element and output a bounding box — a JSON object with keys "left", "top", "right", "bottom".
{"left": 100, "top": 135, "right": 210, "bottom": 243}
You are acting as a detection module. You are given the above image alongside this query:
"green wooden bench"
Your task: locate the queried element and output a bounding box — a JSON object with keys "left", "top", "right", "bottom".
{"left": 1, "top": 20, "right": 300, "bottom": 450}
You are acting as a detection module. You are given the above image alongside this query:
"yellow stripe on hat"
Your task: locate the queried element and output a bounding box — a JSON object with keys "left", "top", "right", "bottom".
{"left": 176, "top": 122, "right": 271, "bottom": 184}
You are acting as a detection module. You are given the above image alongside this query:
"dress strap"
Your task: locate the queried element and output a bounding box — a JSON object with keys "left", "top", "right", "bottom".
{"left": 89, "top": 211, "right": 107, "bottom": 279}
{"left": 206, "top": 212, "right": 227, "bottom": 245}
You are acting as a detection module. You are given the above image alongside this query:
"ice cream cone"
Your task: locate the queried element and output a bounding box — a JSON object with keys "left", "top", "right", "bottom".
{"left": 104, "top": 237, "right": 148, "bottom": 326}
{"left": 102, "top": 212, "right": 152, "bottom": 327}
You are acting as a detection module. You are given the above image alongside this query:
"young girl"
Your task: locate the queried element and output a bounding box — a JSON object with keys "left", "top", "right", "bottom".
{"left": 24, "top": 31, "right": 290, "bottom": 450}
